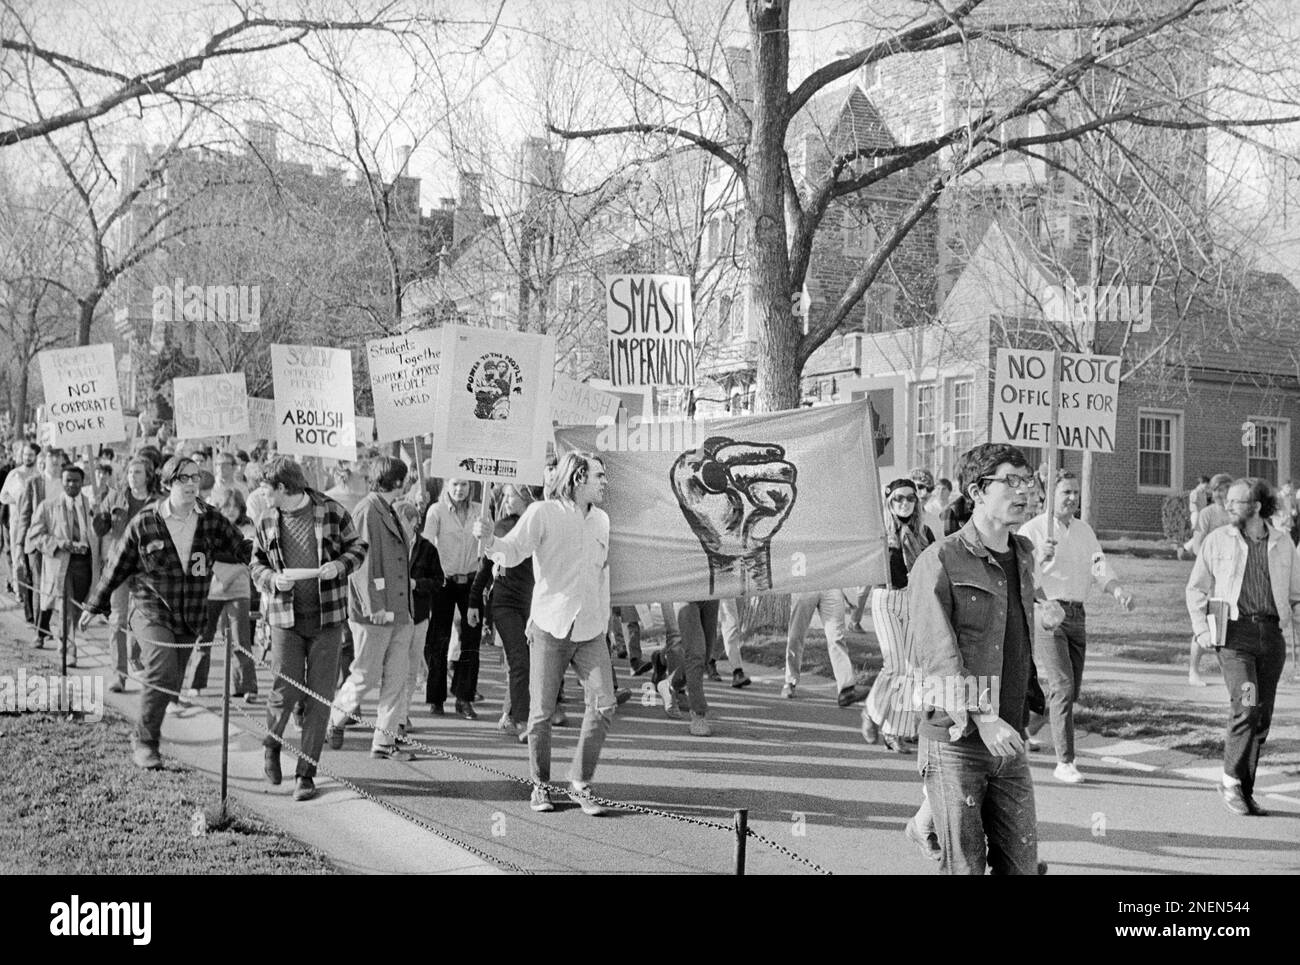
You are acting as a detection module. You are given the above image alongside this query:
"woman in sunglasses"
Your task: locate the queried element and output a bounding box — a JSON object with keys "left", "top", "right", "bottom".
{"left": 863, "top": 478, "right": 935, "bottom": 753}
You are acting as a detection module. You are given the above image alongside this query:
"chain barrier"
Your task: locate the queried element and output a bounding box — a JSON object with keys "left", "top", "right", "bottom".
{"left": 3, "top": 571, "right": 832, "bottom": 875}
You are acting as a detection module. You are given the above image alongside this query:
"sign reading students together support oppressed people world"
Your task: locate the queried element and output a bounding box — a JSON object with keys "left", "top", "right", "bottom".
{"left": 555, "top": 400, "right": 888, "bottom": 603}
{"left": 38, "top": 343, "right": 126, "bottom": 448}
{"left": 991, "top": 348, "right": 1120, "bottom": 452}
{"left": 270, "top": 344, "right": 356, "bottom": 460}
{"left": 366, "top": 329, "right": 441, "bottom": 443}
{"left": 605, "top": 273, "right": 696, "bottom": 389}
{"left": 172, "top": 373, "right": 251, "bottom": 439}
{"left": 429, "top": 324, "right": 556, "bottom": 484}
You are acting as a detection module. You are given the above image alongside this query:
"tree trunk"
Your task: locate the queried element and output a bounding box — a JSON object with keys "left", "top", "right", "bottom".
{"left": 747, "top": 0, "right": 799, "bottom": 415}
{"left": 78, "top": 297, "right": 96, "bottom": 346}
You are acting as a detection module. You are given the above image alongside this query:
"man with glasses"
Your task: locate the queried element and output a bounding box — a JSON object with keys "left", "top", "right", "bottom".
{"left": 1187, "top": 478, "right": 1300, "bottom": 816}
{"left": 209, "top": 451, "right": 247, "bottom": 508}
{"left": 910, "top": 443, "right": 1059, "bottom": 874}
{"left": 80, "top": 456, "right": 250, "bottom": 769}
{"left": 1019, "top": 470, "right": 1134, "bottom": 783}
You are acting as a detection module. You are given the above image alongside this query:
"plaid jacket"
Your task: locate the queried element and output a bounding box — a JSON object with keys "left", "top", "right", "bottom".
{"left": 250, "top": 489, "right": 367, "bottom": 630}
{"left": 84, "top": 501, "right": 251, "bottom": 640}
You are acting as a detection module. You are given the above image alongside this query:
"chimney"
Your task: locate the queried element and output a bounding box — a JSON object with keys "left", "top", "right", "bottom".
{"left": 245, "top": 121, "right": 279, "bottom": 163}
{"left": 722, "top": 47, "right": 753, "bottom": 143}
{"left": 453, "top": 170, "right": 483, "bottom": 246}
{"left": 517, "top": 136, "right": 562, "bottom": 208}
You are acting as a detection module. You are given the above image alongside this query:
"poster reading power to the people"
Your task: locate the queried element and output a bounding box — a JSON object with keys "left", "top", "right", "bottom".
{"left": 270, "top": 344, "right": 356, "bottom": 460}
{"left": 429, "top": 325, "right": 556, "bottom": 484}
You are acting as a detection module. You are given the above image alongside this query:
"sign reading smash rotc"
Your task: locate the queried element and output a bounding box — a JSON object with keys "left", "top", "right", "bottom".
{"left": 605, "top": 273, "right": 695, "bottom": 389}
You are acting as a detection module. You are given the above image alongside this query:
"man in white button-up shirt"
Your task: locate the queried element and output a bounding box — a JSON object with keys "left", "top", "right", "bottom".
{"left": 475, "top": 451, "right": 614, "bottom": 816}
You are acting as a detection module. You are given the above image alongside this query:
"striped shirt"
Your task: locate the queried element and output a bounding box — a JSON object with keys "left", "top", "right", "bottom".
{"left": 1238, "top": 531, "right": 1277, "bottom": 617}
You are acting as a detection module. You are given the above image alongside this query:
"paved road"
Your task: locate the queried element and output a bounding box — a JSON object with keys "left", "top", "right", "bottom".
{"left": 8, "top": 604, "right": 1297, "bottom": 874}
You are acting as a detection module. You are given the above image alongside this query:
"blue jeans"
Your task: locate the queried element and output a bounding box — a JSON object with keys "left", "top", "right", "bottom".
{"left": 920, "top": 737, "right": 1038, "bottom": 875}
{"left": 526, "top": 626, "right": 616, "bottom": 784}
{"left": 263, "top": 624, "right": 343, "bottom": 778}
{"left": 1218, "top": 620, "right": 1286, "bottom": 796}
{"left": 130, "top": 609, "right": 196, "bottom": 749}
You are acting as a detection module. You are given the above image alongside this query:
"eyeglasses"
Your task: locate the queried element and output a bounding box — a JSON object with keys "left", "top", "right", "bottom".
{"left": 890, "top": 495, "right": 917, "bottom": 504}
{"left": 174, "top": 472, "right": 201, "bottom": 483}
{"left": 982, "top": 473, "right": 1033, "bottom": 490}
{"left": 915, "top": 485, "right": 932, "bottom": 494}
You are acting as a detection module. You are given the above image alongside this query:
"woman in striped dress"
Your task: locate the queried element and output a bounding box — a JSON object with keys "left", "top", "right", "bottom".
{"left": 862, "top": 477, "right": 934, "bottom": 752}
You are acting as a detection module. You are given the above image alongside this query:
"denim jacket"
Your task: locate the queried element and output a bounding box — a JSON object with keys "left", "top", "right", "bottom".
{"left": 1185, "top": 522, "right": 1300, "bottom": 644}
{"left": 909, "top": 519, "right": 1039, "bottom": 739}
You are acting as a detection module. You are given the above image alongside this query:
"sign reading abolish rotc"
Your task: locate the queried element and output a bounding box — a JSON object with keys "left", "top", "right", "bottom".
{"left": 991, "top": 348, "right": 1120, "bottom": 453}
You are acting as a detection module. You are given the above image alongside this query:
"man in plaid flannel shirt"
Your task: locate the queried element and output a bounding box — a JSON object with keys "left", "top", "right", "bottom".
{"left": 250, "top": 456, "right": 367, "bottom": 802}
{"left": 81, "top": 455, "right": 250, "bottom": 770}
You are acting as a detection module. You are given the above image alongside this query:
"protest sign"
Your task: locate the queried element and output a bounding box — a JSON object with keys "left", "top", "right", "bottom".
{"left": 554, "top": 399, "right": 887, "bottom": 603}
{"left": 172, "top": 373, "right": 250, "bottom": 439}
{"left": 551, "top": 375, "right": 622, "bottom": 427}
{"left": 429, "top": 325, "right": 556, "bottom": 484}
{"left": 38, "top": 343, "right": 125, "bottom": 449}
{"left": 270, "top": 344, "right": 356, "bottom": 460}
{"left": 605, "top": 273, "right": 695, "bottom": 389}
{"left": 991, "top": 348, "right": 1120, "bottom": 453}
{"left": 366, "top": 329, "right": 441, "bottom": 442}
{"left": 231, "top": 397, "right": 277, "bottom": 448}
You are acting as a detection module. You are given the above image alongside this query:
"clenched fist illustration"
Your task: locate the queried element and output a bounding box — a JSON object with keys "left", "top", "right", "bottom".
{"left": 670, "top": 436, "right": 798, "bottom": 595}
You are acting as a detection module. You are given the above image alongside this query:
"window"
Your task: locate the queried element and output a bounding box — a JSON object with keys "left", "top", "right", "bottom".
{"left": 915, "top": 382, "right": 937, "bottom": 471}
{"left": 1247, "top": 417, "right": 1290, "bottom": 485}
{"left": 1137, "top": 409, "right": 1183, "bottom": 492}
{"left": 949, "top": 378, "right": 975, "bottom": 454}
{"left": 716, "top": 295, "right": 732, "bottom": 340}
{"left": 707, "top": 219, "right": 720, "bottom": 260}
{"left": 729, "top": 293, "right": 746, "bottom": 339}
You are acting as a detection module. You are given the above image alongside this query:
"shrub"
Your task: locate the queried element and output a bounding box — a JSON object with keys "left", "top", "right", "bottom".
{"left": 1162, "top": 494, "right": 1190, "bottom": 542}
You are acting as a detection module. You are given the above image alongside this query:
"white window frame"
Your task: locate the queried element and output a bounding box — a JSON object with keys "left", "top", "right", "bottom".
{"left": 914, "top": 381, "right": 937, "bottom": 471}
{"left": 1246, "top": 416, "right": 1290, "bottom": 486}
{"left": 1136, "top": 407, "right": 1183, "bottom": 495}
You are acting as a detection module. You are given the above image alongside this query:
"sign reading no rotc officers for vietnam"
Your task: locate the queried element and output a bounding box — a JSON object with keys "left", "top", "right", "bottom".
{"left": 991, "top": 348, "right": 1120, "bottom": 452}
{"left": 38, "top": 343, "right": 125, "bottom": 448}
{"left": 605, "top": 274, "right": 695, "bottom": 388}
{"left": 271, "top": 344, "right": 356, "bottom": 460}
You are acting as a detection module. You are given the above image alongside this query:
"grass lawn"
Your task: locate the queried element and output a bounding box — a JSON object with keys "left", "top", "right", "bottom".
{"left": 0, "top": 635, "right": 334, "bottom": 875}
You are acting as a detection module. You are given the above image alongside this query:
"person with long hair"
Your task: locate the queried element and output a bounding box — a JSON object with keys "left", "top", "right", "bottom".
{"left": 469, "top": 483, "right": 540, "bottom": 741}
{"left": 189, "top": 488, "right": 260, "bottom": 703}
{"left": 421, "top": 477, "right": 483, "bottom": 719}
{"left": 863, "top": 478, "right": 934, "bottom": 752}
{"left": 474, "top": 450, "right": 615, "bottom": 815}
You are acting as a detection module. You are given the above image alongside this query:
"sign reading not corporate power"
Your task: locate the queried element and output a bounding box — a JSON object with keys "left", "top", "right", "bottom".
{"left": 173, "top": 373, "right": 250, "bottom": 438}
{"left": 430, "top": 324, "right": 556, "bottom": 484}
{"left": 992, "top": 348, "right": 1120, "bottom": 452}
{"left": 270, "top": 344, "right": 356, "bottom": 459}
{"left": 605, "top": 274, "right": 695, "bottom": 388}
{"left": 366, "top": 329, "right": 440, "bottom": 442}
{"left": 38, "top": 343, "right": 125, "bottom": 447}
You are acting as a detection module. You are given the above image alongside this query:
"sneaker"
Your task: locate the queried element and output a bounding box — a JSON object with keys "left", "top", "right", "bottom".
{"left": 183, "top": 687, "right": 202, "bottom": 698}
{"left": 705, "top": 661, "right": 722, "bottom": 682}
{"left": 293, "top": 776, "right": 316, "bottom": 801}
{"left": 242, "top": 693, "right": 262, "bottom": 705}
{"left": 657, "top": 680, "right": 681, "bottom": 719}
{"left": 550, "top": 707, "right": 568, "bottom": 727}
{"left": 1054, "top": 761, "right": 1085, "bottom": 784}
{"left": 567, "top": 782, "right": 610, "bottom": 816}
{"left": 1219, "top": 783, "right": 1251, "bottom": 816}
{"left": 164, "top": 700, "right": 185, "bottom": 716}
{"left": 689, "top": 712, "right": 712, "bottom": 737}
{"left": 630, "top": 659, "right": 654, "bottom": 677}
{"left": 530, "top": 784, "right": 556, "bottom": 812}
{"left": 781, "top": 681, "right": 796, "bottom": 699}
{"left": 615, "top": 687, "right": 632, "bottom": 706}
{"left": 327, "top": 725, "right": 345, "bottom": 750}
{"left": 904, "top": 818, "right": 942, "bottom": 861}
{"left": 497, "top": 712, "right": 514, "bottom": 732}
{"left": 455, "top": 700, "right": 478, "bottom": 721}
{"left": 371, "top": 746, "right": 415, "bottom": 762}
{"left": 731, "top": 668, "right": 752, "bottom": 689}
{"left": 836, "top": 682, "right": 871, "bottom": 707}
{"left": 131, "top": 743, "right": 162, "bottom": 770}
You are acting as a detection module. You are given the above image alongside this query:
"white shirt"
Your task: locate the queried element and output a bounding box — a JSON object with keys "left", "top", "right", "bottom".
{"left": 423, "top": 498, "right": 482, "bottom": 576}
{"left": 1018, "top": 512, "right": 1118, "bottom": 602}
{"left": 486, "top": 499, "right": 610, "bottom": 641}
{"left": 1, "top": 464, "right": 37, "bottom": 507}
{"left": 158, "top": 498, "right": 201, "bottom": 569}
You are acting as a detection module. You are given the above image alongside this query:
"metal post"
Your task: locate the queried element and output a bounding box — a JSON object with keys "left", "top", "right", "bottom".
{"left": 733, "top": 808, "right": 748, "bottom": 875}
{"left": 1045, "top": 349, "right": 1061, "bottom": 542}
{"left": 220, "top": 629, "right": 232, "bottom": 823}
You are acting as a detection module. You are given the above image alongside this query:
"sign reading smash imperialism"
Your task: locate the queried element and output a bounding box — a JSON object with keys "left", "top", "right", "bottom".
{"left": 270, "top": 344, "right": 356, "bottom": 460}
{"left": 38, "top": 343, "right": 125, "bottom": 448}
{"left": 605, "top": 273, "right": 695, "bottom": 389}
{"left": 172, "top": 373, "right": 250, "bottom": 439}
{"left": 555, "top": 400, "right": 887, "bottom": 604}
{"left": 429, "top": 325, "right": 556, "bottom": 484}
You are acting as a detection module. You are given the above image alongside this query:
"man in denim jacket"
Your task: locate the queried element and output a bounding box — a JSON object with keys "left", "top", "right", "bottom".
{"left": 910, "top": 443, "right": 1059, "bottom": 875}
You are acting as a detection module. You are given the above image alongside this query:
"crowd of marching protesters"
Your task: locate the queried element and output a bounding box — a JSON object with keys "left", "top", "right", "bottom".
{"left": 0, "top": 425, "right": 1290, "bottom": 872}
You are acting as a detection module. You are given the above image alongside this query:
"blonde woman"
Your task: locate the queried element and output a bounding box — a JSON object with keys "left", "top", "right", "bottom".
{"left": 863, "top": 478, "right": 934, "bottom": 752}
